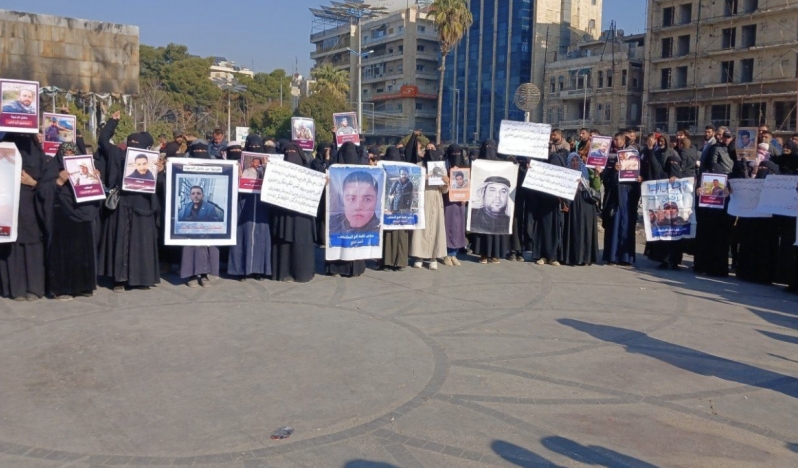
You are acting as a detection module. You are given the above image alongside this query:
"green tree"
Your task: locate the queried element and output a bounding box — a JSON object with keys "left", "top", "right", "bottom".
{"left": 311, "top": 64, "right": 350, "bottom": 102}
{"left": 428, "top": 0, "right": 473, "bottom": 144}
{"left": 161, "top": 57, "right": 220, "bottom": 109}
{"left": 256, "top": 103, "right": 292, "bottom": 139}
{"left": 296, "top": 92, "right": 350, "bottom": 145}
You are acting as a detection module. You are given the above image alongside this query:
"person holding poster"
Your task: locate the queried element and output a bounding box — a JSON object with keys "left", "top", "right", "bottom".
{"left": 0, "top": 134, "right": 46, "bottom": 301}
{"left": 529, "top": 149, "right": 567, "bottom": 266}
{"left": 97, "top": 113, "right": 163, "bottom": 292}
{"left": 311, "top": 142, "right": 333, "bottom": 246}
{"left": 270, "top": 142, "right": 317, "bottom": 283}
{"left": 0, "top": 80, "right": 39, "bottom": 134}
{"left": 408, "top": 134, "right": 448, "bottom": 269}
{"left": 735, "top": 161, "right": 780, "bottom": 285}
{"left": 326, "top": 142, "right": 372, "bottom": 277}
{"left": 469, "top": 139, "right": 510, "bottom": 264}
{"left": 379, "top": 146, "right": 412, "bottom": 271}
{"left": 227, "top": 141, "right": 271, "bottom": 281}
{"left": 443, "top": 144, "right": 468, "bottom": 266}
{"left": 601, "top": 132, "right": 641, "bottom": 265}
{"left": 772, "top": 141, "right": 798, "bottom": 289}
{"left": 333, "top": 113, "right": 360, "bottom": 146}
{"left": 562, "top": 153, "right": 599, "bottom": 266}
{"left": 38, "top": 142, "right": 100, "bottom": 299}
{"left": 694, "top": 130, "right": 734, "bottom": 277}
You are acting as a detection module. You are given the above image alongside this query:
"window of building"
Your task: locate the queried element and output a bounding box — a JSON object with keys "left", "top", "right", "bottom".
{"left": 741, "top": 24, "right": 756, "bottom": 47}
{"left": 661, "top": 37, "right": 673, "bottom": 58}
{"left": 376, "top": 88, "right": 384, "bottom": 93}
{"left": 597, "top": 71, "right": 604, "bottom": 88}
{"left": 663, "top": 7, "right": 675, "bottom": 27}
{"left": 415, "top": 103, "right": 423, "bottom": 110}
{"left": 741, "top": 58, "right": 754, "bottom": 82}
{"left": 661, "top": 68, "right": 672, "bottom": 89}
{"left": 739, "top": 102, "right": 766, "bottom": 126}
{"left": 630, "top": 103, "right": 639, "bottom": 123}
{"left": 605, "top": 104, "right": 611, "bottom": 121}
{"left": 725, "top": 0, "right": 738, "bottom": 16}
{"left": 622, "top": 69, "right": 628, "bottom": 86}
{"left": 550, "top": 77, "right": 556, "bottom": 93}
{"left": 388, "top": 47, "right": 393, "bottom": 54}
{"left": 677, "top": 35, "right": 690, "bottom": 56}
{"left": 711, "top": 104, "right": 731, "bottom": 127}
{"left": 558, "top": 76, "right": 564, "bottom": 91}
{"left": 655, "top": 107, "right": 669, "bottom": 132}
{"left": 548, "top": 108, "right": 553, "bottom": 123}
{"left": 398, "top": 25, "right": 404, "bottom": 33}
{"left": 597, "top": 103, "right": 603, "bottom": 120}
{"left": 721, "top": 28, "right": 736, "bottom": 49}
{"left": 742, "top": 0, "right": 758, "bottom": 13}
{"left": 632, "top": 71, "right": 640, "bottom": 88}
{"left": 775, "top": 101, "right": 797, "bottom": 131}
{"left": 417, "top": 45, "right": 425, "bottom": 52}
{"left": 417, "top": 25, "right": 426, "bottom": 33}
{"left": 592, "top": 0, "right": 596, "bottom": 4}
{"left": 606, "top": 70, "right": 613, "bottom": 87}
{"left": 679, "top": 4, "right": 692, "bottom": 24}
{"left": 416, "top": 64, "right": 425, "bottom": 72}
{"left": 589, "top": 19, "right": 596, "bottom": 31}
{"left": 721, "top": 61, "right": 735, "bottom": 83}
{"left": 397, "top": 65, "right": 403, "bottom": 73}
{"left": 676, "top": 106, "right": 698, "bottom": 130}
{"left": 363, "top": 89, "right": 368, "bottom": 95}
{"left": 387, "top": 85, "right": 393, "bottom": 92}
{"left": 675, "top": 66, "right": 688, "bottom": 88}
{"left": 557, "top": 107, "right": 563, "bottom": 121}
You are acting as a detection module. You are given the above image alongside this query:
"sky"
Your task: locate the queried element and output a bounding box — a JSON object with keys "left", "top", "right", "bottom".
{"left": 2, "top": 0, "right": 647, "bottom": 75}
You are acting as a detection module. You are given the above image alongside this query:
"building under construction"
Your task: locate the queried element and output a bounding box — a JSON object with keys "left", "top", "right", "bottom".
{"left": 643, "top": 0, "right": 798, "bottom": 137}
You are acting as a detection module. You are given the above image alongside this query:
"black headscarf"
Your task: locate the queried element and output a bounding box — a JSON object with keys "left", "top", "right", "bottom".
{"left": 424, "top": 143, "right": 444, "bottom": 167}
{"left": 756, "top": 160, "right": 780, "bottom": 179}
{"left": 245, "top": 134, "right": 265, "bottom": 153}
{"left": 479, "top": 139, "right": 498, "bottom": 161}
{"left": 335, "top": 142, "right": 362, "bottom": 165}
{"left": 312, "top": 142, "right": 332, "bottom": 172}
{"left": 189, "top": 143, "right": 210, "bottom": 159}
{"left": 127, "top": 132, "right": 153, "bottom": 150}
{"left": 226, "top": 142, "right": 243, "bottom": 161}
{"left": 282, "top": 142, "right": 306, "bottom": 167}
{"left": 445, "top": 144, "right": 467, "bottom": 168}
{"left": 774, "top": 141, "right": 798, "bottom": 175}
{"left": 383, "top": 146, "right": 403, "bottom": 162}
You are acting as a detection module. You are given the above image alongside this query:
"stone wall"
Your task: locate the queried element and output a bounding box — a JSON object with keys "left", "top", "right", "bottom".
{"left": 0, "top": 9, "right": 139, "bottom": 95}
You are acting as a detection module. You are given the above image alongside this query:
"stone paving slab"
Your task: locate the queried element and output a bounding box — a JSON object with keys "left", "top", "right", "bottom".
{"left": 1, "top": 248, "right": 797, "bottom": 467}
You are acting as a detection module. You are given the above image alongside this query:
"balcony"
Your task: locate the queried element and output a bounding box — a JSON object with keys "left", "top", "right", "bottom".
{"left": 556, "top": 88, "right": 593, "bottom": 99}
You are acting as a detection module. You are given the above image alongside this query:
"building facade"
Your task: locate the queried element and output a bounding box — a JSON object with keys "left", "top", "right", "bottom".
{"left": 543, "top": 32, "right": 645, "bottom": 137}
{"left": 209, "top": 57, "right": 254, "bottom": 82}
{"left": 643, "top": 0, "right": 798, "bottom": 137}
{"left": 310, "top": 4, "right": 440, "bottom": 143}
{"left": 441, "top": 0, "right": 602, "bottom": 144}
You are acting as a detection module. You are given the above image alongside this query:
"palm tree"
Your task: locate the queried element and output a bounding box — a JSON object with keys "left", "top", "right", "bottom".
{"left": 429, "top": 0, "right": 473, "bottom": 145}
{"left": 311, "top": 64, "right": 350, "bottom": 102}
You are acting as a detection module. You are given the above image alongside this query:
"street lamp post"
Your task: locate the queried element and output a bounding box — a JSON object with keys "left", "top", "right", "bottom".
{"left": 346, "top": 47, "right": 374, "bottom": 132}
{"left": 211, "top": 77, "right": 247, "bottom": 140}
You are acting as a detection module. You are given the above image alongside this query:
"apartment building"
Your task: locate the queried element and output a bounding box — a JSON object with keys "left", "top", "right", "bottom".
{"left": 643, "top": 0, "right": 798, "bottom": 136}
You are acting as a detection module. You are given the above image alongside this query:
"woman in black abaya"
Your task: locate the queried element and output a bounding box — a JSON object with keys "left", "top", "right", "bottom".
{"left": 325, "top": 142, "right": 367, "bottom": 277}
{"left": 311, "top": 142, "right": 332, "bottom": 246}
{"left": 530, "top": 150, "right": 567, "bottom": 265}
{"left": 0, "top": 133, "right": 46, "bottom": 300}
{"left": 381, "top": 145, "right": 410, "bottom": 270}
{"left": 562, "top": 153, "right": 599, "bottom": 266}
{"left": 470, "top": 139, "right": 508, "bottom": 264}
{"left": 734, "top": 160, "right": 780, "bottom": 284}
{"left": 271, "top": 142, "right": 317, "bottom": 283}
{"left": 38, "top": 142, "right": 100, "bottom": 299}
{"left": 601, "top": 132, "right": 641, "bottom": 265}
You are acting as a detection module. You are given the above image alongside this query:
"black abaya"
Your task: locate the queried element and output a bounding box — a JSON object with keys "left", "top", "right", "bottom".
{"left": 325, "top": 142, "right": 367, "bottom": 276}
{"left": 563, "top": 187, "right": 599, "bottom": 265}
{"left": 531, "top": 152, "right": 567, "bottom": 262}
{"left": 471, "top": 139, "right": 510, "bottom": 259}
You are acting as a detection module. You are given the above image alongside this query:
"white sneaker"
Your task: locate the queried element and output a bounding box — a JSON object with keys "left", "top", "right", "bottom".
{"left": 428, "top": 261, "right": 438, "bottom": 270}
{"left": 413, "top": 261, "right": 423, "bottom": 268}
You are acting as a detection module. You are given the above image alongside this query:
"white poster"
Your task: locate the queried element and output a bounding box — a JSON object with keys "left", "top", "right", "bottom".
{"left": 641, "top": 178, "right": 696, "bottom": 241}
{"left": 260, "top": 159, "right": 327, "bottom": 217}
{"left": 326, "top": 165, "right": 385, "bottom": 261}
{"left": 122, "top": 148, "right": 159, "bottom": 194}
{"left": 467, "top": 159, "right": 518, "bottom": 235}
{"left": 728, "top": 179, "right": 771, "bottom": 218}
{"left": 427, "top": 160, "right": 447, "bottom": 186}
{"left": 497, "top": 120, "right": 551, "bottom": 159}
{"left": 63, "top": 155, "right": 106, "bottom": 203}
{"left": 756, "top": 175, "right": 798, "bottom": 217}
{"left": 235, "top": 127, "right": 249, "bottom": 146}
{"left": 522, "top": 159, "right": 582, "bottom": 200}
{"left": 0, "top": 142, "right": 21, "bottom": 243}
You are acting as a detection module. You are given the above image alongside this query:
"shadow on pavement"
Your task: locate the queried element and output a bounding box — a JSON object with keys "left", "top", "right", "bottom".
{"left": 491, "top": 440, "right": 560, "bottom": 467}
{"left": 540, "top": 436, "right": 659, "bottom": 467}
{"left": 342, "top": 461, "right": 399, "bottom": 468}
{"left": 757, "top": 329, "right": 798, "bottom": 345}
{"left": 559, "top": 319, "right": 798, "bottom": 400}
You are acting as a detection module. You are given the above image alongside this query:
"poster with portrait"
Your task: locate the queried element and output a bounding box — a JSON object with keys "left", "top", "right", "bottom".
{"left": 0, "top": 79, "right": 39, "bottom": 134}
{"left": 260, "top": 159, "right": 327, "bottom": 216}
{"left": 449, "top": 167, "right": 471, "bottom": 202}
{"left": 728, "top": 178, "right": 771, "bottom": 218}
{"left": 586, "top": 136, "right": 611, "bottom": 168}
{"left": 698, "top": 173, "right": 727, "bottom": 209}
{"left": 617, "top": 149, "right": 640, "bottom": 182}
{"left": 427, "top": 160, "right": 447, "bottom": 186}
{"left": 333, "top": 112, "right": 360, "bottom": 146}
{"left": 756, "top": 175, "right": 798, "bottom": 217}
{"left": 239, "top": 151, "right": 269, "bottom": 193}
{"left": 63, "top": 155, "right": 105, "bottom": 203}
{"left": 165, "top": 158, "right": 239, "bottom": 246}
{"left": 41, "top": 113, "right": 76, "bottom": 156}
{"left": 378, "top": 161, "right": 425, "bottom": 230}
{"left": 736, "top": 127, "right": 758, "bottom": 161}
{"left": 0, "top": 143, "right": 21, "bottom": 243}
{"left": 467, "top": 159, "right": 518, "bottom": 235}
{"left": 122, "top": 148, "right": 159, "bottom": 194}
{"left": 291, "top": 117, "right": 316, "bottom": 151}
{"left": 641, "top": 177, "right": 696, "bottom": 241}
{"left": 326, "top": 165, "right": 385, "bottom": 261}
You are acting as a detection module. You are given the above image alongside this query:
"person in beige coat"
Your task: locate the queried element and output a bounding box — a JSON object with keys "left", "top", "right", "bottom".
{"left": 406, "top": 134, "right": 448, "bottom": 270}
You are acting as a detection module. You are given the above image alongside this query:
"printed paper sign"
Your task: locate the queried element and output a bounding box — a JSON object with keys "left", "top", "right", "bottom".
{"left": 522, "top": 158, "right": 582, "bottom": 200}
{"left": 756, "top": 175, "right": 798, "bottom": 217}
{"left": 333, "top": 112, "right": 360, "bottom": 147}
{"left": 586, "top": 136, "right": 611, "bottom": 168}
{"left": 0, "top": 79, "right": 39, "bottom": 134}
{"left": 0, "top": 143, "right": 21, "bottom": 243}
{"left": 448, "top": 167, "right": 471, "bottom": 202}
{"left": 617, "top": 149, "right": 640, "bottom": 182}
{"left": 379, "top": 161, "right": 426, "bottom": 230}
{"left": 122, "top": 148, "right": 159, "bottom": 194}
{"left": 728, "top": 179, "right": 771, "bottom": 218}
{"left": 467, "top": 159, "right": 518, "bottom": 235}
{"left": 260, "top": 159, "right": 326, "bottom": 217}
{"left": 641, "top": 178, "right": 696, "bottom": 241}
{"left": 698, "top": 173, "right": 727, "bottom": 209}
{"left": 326, "top": 165, "right": 385, "bottom": 260}
{"left": 42, "top": 113, "right": 76, "bottom": 156}
{"left": 63, "top": 155, "right": 105, "bottom": 203}
{"left": 497, "top": 120, "right": 551, "bottom": 159}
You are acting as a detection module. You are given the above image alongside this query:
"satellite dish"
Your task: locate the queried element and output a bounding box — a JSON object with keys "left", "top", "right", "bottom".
{"left": 513, "top": 83, "right": 541, "bottom": 112}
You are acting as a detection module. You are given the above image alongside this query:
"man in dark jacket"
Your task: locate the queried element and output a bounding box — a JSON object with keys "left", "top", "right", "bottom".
{"left": 702, "top": 131, "right": 734, "bottom": 175}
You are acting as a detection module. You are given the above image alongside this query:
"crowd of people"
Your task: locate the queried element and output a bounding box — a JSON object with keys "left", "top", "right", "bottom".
{"left": 1, "top": 119, "right": 798, "bottom": 302}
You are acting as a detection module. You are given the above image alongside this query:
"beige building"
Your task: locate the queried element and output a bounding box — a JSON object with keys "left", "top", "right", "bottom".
{"left": 543, "top": 31, "right": 645, "bottom": 137}
{"left": 643, "top": 0, "right": 798, "bottom": 137}
{"left": 209, "top": 57, "right": 254, "bottom": 82}
{"left": 310, "top": 4, "right": 439, "bottom": 142}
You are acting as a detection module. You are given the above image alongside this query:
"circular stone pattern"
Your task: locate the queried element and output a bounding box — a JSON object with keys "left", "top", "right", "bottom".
{"left": 0, "top": 301, "right": 435, "bottom": 459}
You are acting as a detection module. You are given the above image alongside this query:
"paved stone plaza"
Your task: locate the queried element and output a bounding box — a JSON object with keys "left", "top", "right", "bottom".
{"left": 1, "top": 249, "right": 797, "bottom": 467}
